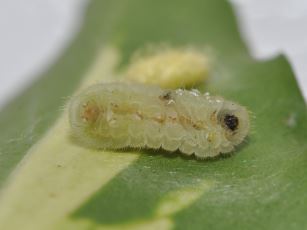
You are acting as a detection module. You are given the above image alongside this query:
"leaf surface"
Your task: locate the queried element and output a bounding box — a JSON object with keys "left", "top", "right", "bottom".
{"left": 0, "top": 0, "right": 306, "bottom": 229}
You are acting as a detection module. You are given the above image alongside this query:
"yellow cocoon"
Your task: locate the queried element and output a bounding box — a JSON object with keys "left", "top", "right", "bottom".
{"left": 124, "top": 47, "right": 209, "bottom": 89}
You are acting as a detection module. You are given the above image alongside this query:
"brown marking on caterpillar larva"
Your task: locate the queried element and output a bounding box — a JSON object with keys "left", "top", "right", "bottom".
{"left": 193, "top": 120, "right": 204, "bottom": 130}
{"left": 152, "top": 113, "right": 204, "bottom": 131}
{"left": 207, "top": 132, "right": 214, "bottom": 143}
{"left": 110, "top": 103, "right": 119, "bottom": 108}
{"left": 108, "top": 103, "right": 207, "bottom": 131}
{"left": 210, "top": 110, "right": 217, "bottom": 124}
{"left": 153, "top": 114, "right": 166, "bottom": 123}
{"left": 81, "top": 103, "right": 100, "bottom": 122}
{"left": 159, "top": 91, "right": 172, "bottom": 101}
{"left": 192, "top": 124, "right": 202, "bottom": 130}
{"left": 168, "top": 115, "right": 177, "bottom": 122}
{"left": 178, "top": 115, "right": 203, "bottom": 130}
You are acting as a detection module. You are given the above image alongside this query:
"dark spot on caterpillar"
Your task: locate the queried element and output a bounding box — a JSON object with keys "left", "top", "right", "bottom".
{"left": 111, "top": 103, "right": 119, "bottom": 108}
{"left": 192, "top": 124, "right": 201, "bottom": 130}
{"left": 159, "top": 91, "right": 172, "bottom": 101}
{"left": 224, "top": 114, "right": 239, "bottom": 131}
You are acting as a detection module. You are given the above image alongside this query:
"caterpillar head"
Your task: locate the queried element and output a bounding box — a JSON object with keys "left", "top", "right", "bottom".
{"left": 218, "top": 101, "right": 250, "bottom": 146}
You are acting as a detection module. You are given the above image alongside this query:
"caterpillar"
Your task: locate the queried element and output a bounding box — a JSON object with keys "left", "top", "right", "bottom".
{"left": 69, "top": 82, "right": 250, "bottom": 159}
{"left": 124, "top": 46, "right": 209, "bottom": 89}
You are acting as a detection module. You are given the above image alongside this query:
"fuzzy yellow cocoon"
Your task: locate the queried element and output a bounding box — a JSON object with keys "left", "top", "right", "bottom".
{"left": 124, "top": 48, "right": 209, "bottom": 88}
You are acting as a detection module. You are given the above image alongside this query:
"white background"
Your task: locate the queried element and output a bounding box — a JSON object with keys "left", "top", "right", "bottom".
{"left": 0, "top": 0, "right": 306, "bottom": 108}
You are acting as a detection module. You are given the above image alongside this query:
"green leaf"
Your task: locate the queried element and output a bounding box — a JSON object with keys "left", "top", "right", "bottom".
{"left": 0, "top": 0, "right": 307, "bottom": 229}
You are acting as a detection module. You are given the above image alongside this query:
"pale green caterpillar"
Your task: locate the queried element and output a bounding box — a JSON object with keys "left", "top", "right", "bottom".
{"left": 69, "top": 82, "right": 249, "bottom": 159}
